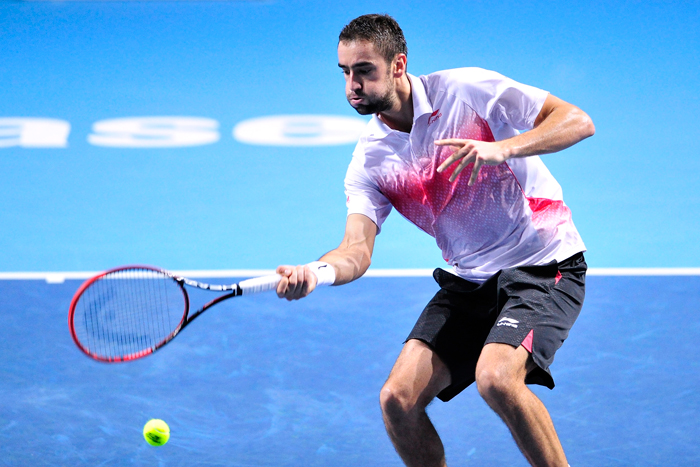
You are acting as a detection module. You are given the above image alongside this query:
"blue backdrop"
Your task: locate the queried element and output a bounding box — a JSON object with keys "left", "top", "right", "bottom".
{"left": 1, "top": 0, "right": 699, "bottom": 272}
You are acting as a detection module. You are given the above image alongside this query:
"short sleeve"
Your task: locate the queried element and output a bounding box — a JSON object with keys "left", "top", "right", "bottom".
{"left": 344, "top": 152, "right": 393, "bottom": 233}
{"left": 429, "top": 68, "right": 549, "bottom": 132}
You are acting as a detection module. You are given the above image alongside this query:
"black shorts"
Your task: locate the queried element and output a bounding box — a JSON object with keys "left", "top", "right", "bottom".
{"left": 406, "top": 252, "right": 587, "bottom": 402}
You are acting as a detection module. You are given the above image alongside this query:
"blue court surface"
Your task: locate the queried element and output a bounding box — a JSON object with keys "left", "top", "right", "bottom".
{"left": 2, "top": 276, "right": 700, "bottom": 466}
{"left": 1, "top": 1, "right": 699, "bottom": 466}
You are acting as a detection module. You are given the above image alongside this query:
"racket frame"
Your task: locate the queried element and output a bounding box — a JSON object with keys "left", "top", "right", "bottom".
{"left": 68, "top": 265, "right": 250, "bottom": 363}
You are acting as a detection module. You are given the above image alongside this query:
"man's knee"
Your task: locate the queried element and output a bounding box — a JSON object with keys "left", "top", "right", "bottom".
{"left": 380, "top": 340, "right": 451, "bottom": 422}
{"left": 475, "top": 362, "right": 515, "bottom": 403}
{"left": 380, "top": 380, "right": 423, "bottom": 422}
{"left": 475, "top": 344, "right": 529, "bottom": 405}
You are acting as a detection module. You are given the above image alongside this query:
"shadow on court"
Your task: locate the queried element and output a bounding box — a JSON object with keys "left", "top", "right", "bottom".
{"left": 0, "top": 276, "right": 698, "bottom": 466}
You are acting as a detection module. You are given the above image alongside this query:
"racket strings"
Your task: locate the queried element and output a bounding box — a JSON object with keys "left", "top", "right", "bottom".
{"left": 73, "top": 268, "right": 186, "bottom": 360}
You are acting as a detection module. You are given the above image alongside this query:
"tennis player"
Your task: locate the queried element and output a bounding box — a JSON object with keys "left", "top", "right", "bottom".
{"left": 276, "top": 14, "right": 594, "bottom": 467}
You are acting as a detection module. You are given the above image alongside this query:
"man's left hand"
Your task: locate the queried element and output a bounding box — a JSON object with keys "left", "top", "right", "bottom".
{"left": 434, "top": 139, "right": 510, "bottom": 185}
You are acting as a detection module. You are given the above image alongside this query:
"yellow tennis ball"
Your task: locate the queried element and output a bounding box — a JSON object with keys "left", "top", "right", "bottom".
{"left": 143, "top": 419, "right": 170, "bottom": 446}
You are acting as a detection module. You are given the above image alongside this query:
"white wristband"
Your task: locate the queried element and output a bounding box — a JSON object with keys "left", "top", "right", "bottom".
{"left": 306, "top": 261, "right": 336, "bottom": 287}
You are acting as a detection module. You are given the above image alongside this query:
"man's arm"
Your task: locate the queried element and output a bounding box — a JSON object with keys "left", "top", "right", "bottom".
{"left": 276, "top": 213, "right": 377, "bottom": 300}
{"left": 435, "top": 94, "right": 595, "bottom": 184}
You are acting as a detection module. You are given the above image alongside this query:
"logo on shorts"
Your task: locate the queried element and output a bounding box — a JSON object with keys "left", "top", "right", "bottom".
{"left": 497, "top": 317, "right": 519, "bottom": 329}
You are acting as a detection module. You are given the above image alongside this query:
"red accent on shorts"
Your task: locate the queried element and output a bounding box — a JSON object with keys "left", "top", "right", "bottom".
{"left": 555, "top": 271, "right": 562, "bottom": 284}
{"left": 521, "top": 329, "right": 534, "bottom": 353}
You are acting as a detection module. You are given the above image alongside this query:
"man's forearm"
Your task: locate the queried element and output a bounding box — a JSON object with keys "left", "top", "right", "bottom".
{"left": 505, "top": 96, "right": 595, "bottom": 160}
{"left": 319, "top": 246, "right": 372, "bottom": 285}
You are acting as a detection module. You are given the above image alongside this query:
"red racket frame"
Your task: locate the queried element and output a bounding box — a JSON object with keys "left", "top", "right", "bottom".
{"left": 69, "top": 265, "right": 278, "bottom": 363}
{"left": 68, "top": 265, "right": 192, "bottom": 363}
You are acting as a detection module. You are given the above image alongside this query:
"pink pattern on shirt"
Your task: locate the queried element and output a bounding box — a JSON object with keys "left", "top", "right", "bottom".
{"left": 527, "top": 197, "right": 572, "bottom": 231}
{"left": 375, "top": 110, "right": 525, "bottom": 264}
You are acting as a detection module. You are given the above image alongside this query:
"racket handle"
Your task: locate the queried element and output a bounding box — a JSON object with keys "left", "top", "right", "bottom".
{"left": 238, "top": 274, "right": 282, "bottom": 295}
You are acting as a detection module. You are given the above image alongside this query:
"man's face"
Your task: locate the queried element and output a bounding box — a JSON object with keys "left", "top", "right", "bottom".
{"left": 338, "top": 40, "right": 396, "bottom": 115}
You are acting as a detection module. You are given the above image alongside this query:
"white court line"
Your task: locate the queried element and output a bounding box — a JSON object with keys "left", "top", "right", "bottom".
{"left": 586, "top": 268, "right": 700, "bottom": 276}
{"left": 1, "top": 268, "right": 700, "bottom": 283}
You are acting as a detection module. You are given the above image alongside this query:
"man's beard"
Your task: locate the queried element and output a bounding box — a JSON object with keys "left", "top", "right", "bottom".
{"left": 350, "top": 90, "right": 396, "bottom": 115}
{"left": 348, "top": 77, "right": 397, "bottom": 115}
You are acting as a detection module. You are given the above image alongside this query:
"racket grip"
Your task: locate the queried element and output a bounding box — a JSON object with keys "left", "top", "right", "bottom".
{"left": 238, "top": 274, "right": 282, "bottom": 295}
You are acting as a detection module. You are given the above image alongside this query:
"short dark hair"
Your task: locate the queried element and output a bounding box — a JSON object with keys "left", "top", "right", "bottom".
{"left": 339, "top": 14, "right": 408, "bottom": 64}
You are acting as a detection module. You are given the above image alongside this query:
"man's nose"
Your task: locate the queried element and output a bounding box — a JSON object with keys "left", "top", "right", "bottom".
{"left": 349, "top": 74, "right": 362, "bottom": 90}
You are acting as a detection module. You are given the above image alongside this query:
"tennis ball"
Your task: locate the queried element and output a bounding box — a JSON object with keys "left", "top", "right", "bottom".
{"left": 143, "top": 419, "right": 170, "bottom": 446}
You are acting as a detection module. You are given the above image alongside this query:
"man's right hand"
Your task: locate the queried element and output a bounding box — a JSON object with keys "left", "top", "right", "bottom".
{"left": 275, "top": 265, "right": 318, "bottom": 301}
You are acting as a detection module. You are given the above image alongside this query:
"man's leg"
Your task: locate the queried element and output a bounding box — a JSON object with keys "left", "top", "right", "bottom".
{"left": 380, "top": 339, "right": 452, "bottom": 467}
{"left": 475, "top": 342, "right": 568, "bottom": 467}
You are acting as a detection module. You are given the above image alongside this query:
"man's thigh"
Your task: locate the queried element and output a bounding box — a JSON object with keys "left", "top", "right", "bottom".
{"left": 384, "top": 339, "right": 453, "bottom": 408}
{"left": 476, "top": 342, "right": 537, "bottom": 384}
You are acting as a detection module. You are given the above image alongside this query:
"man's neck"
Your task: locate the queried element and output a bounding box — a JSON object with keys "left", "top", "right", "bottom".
{"left": 378, "top": 75, "right": 413, "bottom": 133}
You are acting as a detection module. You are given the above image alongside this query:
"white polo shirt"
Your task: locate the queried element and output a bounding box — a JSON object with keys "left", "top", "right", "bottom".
{"left": 344, "top": 67, "right": 586, "bottom": 283}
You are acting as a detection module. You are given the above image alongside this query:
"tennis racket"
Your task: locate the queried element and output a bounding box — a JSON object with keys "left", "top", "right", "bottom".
{"left": 68, "top": 265, "right": 281, "bottom": 363}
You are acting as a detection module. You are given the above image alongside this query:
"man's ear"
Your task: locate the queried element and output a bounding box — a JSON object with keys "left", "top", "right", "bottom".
{"left": 393, "top": 53, "right": 407, "bottom": 77}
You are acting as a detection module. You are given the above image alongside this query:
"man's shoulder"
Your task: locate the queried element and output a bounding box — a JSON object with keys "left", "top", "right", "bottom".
{"left": 418, "top": 67, "right": 513, "bottom": 111}
{"left": 421, "top": 67, "right": 507, "bottom": 91}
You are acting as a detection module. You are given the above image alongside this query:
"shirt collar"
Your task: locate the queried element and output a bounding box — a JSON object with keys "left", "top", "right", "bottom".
{"left": 409, "top": 73, "right": 434, "bottom": 122}
{"left": 366, "top": 73, "right": 433, "bottom": 139}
